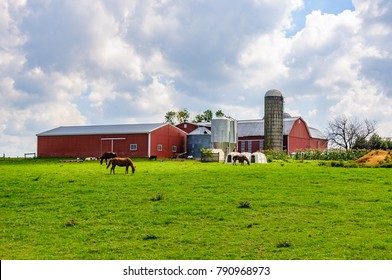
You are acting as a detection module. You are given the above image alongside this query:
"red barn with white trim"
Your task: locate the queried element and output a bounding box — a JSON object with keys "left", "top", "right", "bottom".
{"left": 37, "top": 123, "right": 187, "bottom": 158}
{"left": 237, "top": 116, "right": 327, "bottom": 153}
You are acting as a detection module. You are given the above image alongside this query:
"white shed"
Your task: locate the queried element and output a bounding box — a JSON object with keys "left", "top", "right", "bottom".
{"left": 251, "top": 152, "right": 267, "bottom": 164}
{"left": 225, "top": 152, "right": 240, "bottom": 163}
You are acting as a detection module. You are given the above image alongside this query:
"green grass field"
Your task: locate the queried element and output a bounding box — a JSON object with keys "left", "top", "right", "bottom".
{"left": 1, "top": 158, "right": 391, "bottom": 260}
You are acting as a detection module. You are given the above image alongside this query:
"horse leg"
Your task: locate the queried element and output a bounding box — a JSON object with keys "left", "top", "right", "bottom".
{"left": 125, "top": 165, "right": 128, "bottom": 174}
{"left": 111, "top": 163, "right": 116, "bottom": 175}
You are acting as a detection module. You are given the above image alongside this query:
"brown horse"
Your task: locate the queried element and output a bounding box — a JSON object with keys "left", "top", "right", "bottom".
{"left": 100, "top": 152, "right": 117, "bottom": 165}
{"left": 233, "top": 155, "right": 250, "bottom": 166}
{"left": 106, "top": 157, "right": 136, "bottom": 174}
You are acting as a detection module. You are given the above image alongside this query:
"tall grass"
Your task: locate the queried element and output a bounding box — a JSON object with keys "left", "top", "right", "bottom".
{"left": 1, "top": 158, "right": 391, "bottom": 260}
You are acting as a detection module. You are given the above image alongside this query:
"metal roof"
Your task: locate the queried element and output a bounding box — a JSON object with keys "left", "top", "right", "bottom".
{"left": 237, "top": 117, "right": 325, "bottom": 139}
{"left": 37, "top": 123, "right": 167, "bottom": 136}
{"left": 238, "top": 118, "right": 298, "bottom": 137}
{"left": 308, "top": 127, "right": 327, "bottom": 139}
{"left": 188, "top": 127, "right": 211, "bottom": 135}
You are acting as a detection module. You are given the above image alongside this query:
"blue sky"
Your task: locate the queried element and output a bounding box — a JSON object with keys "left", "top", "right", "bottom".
{"left": 289, "top": 0, "right": 354, "bottom": 34}
{"left": 1, "top": 0, "right": 392, "bottom": 156}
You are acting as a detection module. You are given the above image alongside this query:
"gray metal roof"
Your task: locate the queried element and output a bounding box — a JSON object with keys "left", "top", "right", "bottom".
{"left": 308, "top": 127, "right": 327, "bottom": 139}
{"left": 37, "top": 123, "right": 167, "bottom": 136}
{"left": 188, "top": 127, "right": 211, "bottom": 135}
{"left": 237, "top": 117, "right": 325, "bottom": 139}
{"left": 238, "top": 118, "right": 298, "bottom": 137}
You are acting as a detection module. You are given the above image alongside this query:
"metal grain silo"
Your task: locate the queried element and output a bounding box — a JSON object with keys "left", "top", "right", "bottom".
{"left": 264, "top": 89, "right": 283, "bottom": 150}
{"left": 211, "top": 116, "right": 237, "bottom": 154}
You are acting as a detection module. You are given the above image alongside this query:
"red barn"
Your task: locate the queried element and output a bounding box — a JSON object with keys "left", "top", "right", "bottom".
{"left": 237, "top": 117, "right": 327, "bottom": 153}
{"left": 37, "top": 123, "right": 187, "bottom": 158}
{"left": 176, "top": 122, "right": 211, "bottom": 134}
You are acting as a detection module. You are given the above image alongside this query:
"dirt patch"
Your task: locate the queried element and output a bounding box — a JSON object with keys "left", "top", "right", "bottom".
{"left": 355, "top": 150, "right": 392, "bottom": 166}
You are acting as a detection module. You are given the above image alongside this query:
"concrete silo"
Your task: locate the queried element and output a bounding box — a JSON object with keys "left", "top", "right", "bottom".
{"left": 264, "top": 89, "right": 283, "bottom": 150}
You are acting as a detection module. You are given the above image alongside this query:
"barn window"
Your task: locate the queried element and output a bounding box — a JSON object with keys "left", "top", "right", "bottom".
{"left": 157, "top": 144, "right": 163, "bottom": 151}
{"left": 172, "top": 145, "right": 177, "bottom": 152}
{"left": 240, "top": 141, "right": 245, "bottom": 153}
{"left": 130, "top": 144, "right": 137, "bottom": 151}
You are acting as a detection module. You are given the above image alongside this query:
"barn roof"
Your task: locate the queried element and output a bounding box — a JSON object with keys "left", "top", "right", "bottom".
{"left": 308, "top": 127, "right": 327, "bottom": 139}
{"left": 188, "top": 127, "right": 211, "bottom": 135}
{"left": 238, "top": 117, "right": 299, "bottom": 137}
{"left": 237, "top": 117, "right": 326, "bottom": 139}
{"left": 37, "top": 123, "right": 168, "bottom": 136}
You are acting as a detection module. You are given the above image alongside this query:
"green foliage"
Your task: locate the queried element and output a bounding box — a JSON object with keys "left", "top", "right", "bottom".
{"left": 293, "top": 149, "right": 368, "bottom": 161}
{"left": 261, "top": 150, "right": 289, "bottom": 161}
{"left": 353, "top": 133, "right": 392, "bottom": 150}
{"left": 164, "top": 109, "right": 190, "bottom": 124}
{"left": 193, "top": 109, "right": 226, "bottom": 123}
{"left": 1, "top": 159, "right": 392, "bottom": 260}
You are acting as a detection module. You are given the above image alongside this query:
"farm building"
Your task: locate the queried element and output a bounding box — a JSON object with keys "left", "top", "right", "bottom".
{"left": 36, "top": 123, "right": 187, "bottom": 158}
{"left": 237, "top": 116, "right": 327, "bottom": 153}
{"left": 175, "top": 114, "right": 327, "bottom": 157}
{"left": 187, "top": 127, "right": 212, "bottom": 159}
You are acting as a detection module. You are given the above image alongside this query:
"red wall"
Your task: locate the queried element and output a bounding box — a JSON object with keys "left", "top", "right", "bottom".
{"left": 37, "top": 134, "right": 149, "bottom": 158}
{"left": 176, "top": 122, "right": 200, "bottom": 134}
{"left": 150, "top": 125, "right": 187, "bottom": 158}
{"left": 287, "top": 118, "right": 327, "bottom": 153}
{"left": 37, "top": 124, "right": 187, "bottom": 158}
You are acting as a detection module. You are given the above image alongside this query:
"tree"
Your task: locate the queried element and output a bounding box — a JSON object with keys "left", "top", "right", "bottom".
{"left": 215, "top": 110, "right": 225, "bottom": 117}
{"left": 164, "top": 111, "right": 176, "bottom": 125}
{"left": 176, "top": 109, "right": 190, "bottom": 124}
{"left": 368, "top": 133, "right": 383, "bottom": 150}
{"left": 193, "top": 109, "right": 226, "bottom": 123}
{"left": 326, "top": 115, "right": 376, "bottom": 150}
{"left": 164, "top": 109, "right": 190, "bottom": 125}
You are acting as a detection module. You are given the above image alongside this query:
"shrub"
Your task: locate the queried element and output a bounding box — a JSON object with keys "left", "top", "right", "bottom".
{"left": 238, "top": 201, "right": 251, "bottom": 208}
{"left": 150, "top": 193, "right": 164, "bottom": 201}
{"left": 277, "top": 241, "right": 292, "bottom": 248}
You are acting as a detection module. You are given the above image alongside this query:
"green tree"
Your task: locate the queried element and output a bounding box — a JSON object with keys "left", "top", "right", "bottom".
{"left": 215, "top": 110, "right": 225, "bottom": 117}
{"left": 193, "top": 109, "right": 214, "bottom": 123}
{"left": 164, "top": 111, "right": 177, "bottom": 125}
{"left": 176, "top": 109, "right": 190, "bottom": 124}
{"left": 352, "top": 136, "right": 369, "bottom": 150}
{"left": 368, "top": 133, "right": 383, "bottom": 150}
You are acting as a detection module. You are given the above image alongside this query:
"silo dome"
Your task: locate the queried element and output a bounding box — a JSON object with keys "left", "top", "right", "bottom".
{"left": 265, "top": 89, "right": 282, "bottom": 97}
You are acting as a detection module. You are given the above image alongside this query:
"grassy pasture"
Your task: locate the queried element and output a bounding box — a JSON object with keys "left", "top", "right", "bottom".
{"left": 0, "top": 158, "right": 391, "bottom": 260}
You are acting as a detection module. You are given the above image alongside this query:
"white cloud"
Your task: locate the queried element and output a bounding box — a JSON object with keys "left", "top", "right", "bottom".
{"left": 1, "top": 0, "right": 392, "bottom": 156}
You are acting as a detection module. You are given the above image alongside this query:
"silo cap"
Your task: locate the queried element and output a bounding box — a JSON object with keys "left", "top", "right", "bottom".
{"left": 265, "top": 89, "right": 282, "bottom": 97}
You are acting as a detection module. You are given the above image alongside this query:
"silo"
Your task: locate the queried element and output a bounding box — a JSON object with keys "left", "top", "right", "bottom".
{"left": 187, "top": 127, "right": 212, "bottom": 158}
{"left": 264, "top": 89, "right": 283, "bottom": 150}
{"left": 211, "top": 116, "right": 237, "bottom": 154}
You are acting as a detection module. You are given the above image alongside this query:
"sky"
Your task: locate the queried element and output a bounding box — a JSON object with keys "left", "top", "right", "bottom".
{"left": 1, "top": 0, "right": 392, "bottom": 157}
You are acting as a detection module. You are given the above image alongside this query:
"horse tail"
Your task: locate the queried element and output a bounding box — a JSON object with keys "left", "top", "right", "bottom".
{"left": 106, "top": 159, "right": 112, "bottom": 169}
{"left": 129, "top": 158, "right": 136, "bottom": 174}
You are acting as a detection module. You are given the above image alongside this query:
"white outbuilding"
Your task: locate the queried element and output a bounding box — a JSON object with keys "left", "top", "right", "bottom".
{"left": 251, "top": 152, "right": 267, "bottom": 164}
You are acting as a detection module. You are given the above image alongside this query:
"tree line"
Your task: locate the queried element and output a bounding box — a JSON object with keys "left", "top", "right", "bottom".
{"left": 164, "top": 109, "right": 226, "bottom": 125}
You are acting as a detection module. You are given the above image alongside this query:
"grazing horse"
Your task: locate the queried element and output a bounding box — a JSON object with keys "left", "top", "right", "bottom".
{"left": 100, "top": 152, "right": 117, "bottom": 165}
{"left": 106, "top": 157, "right": 136, "bottom": 175}
{"left": 233, "top": 155, "right": 250, "bottom": 166}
